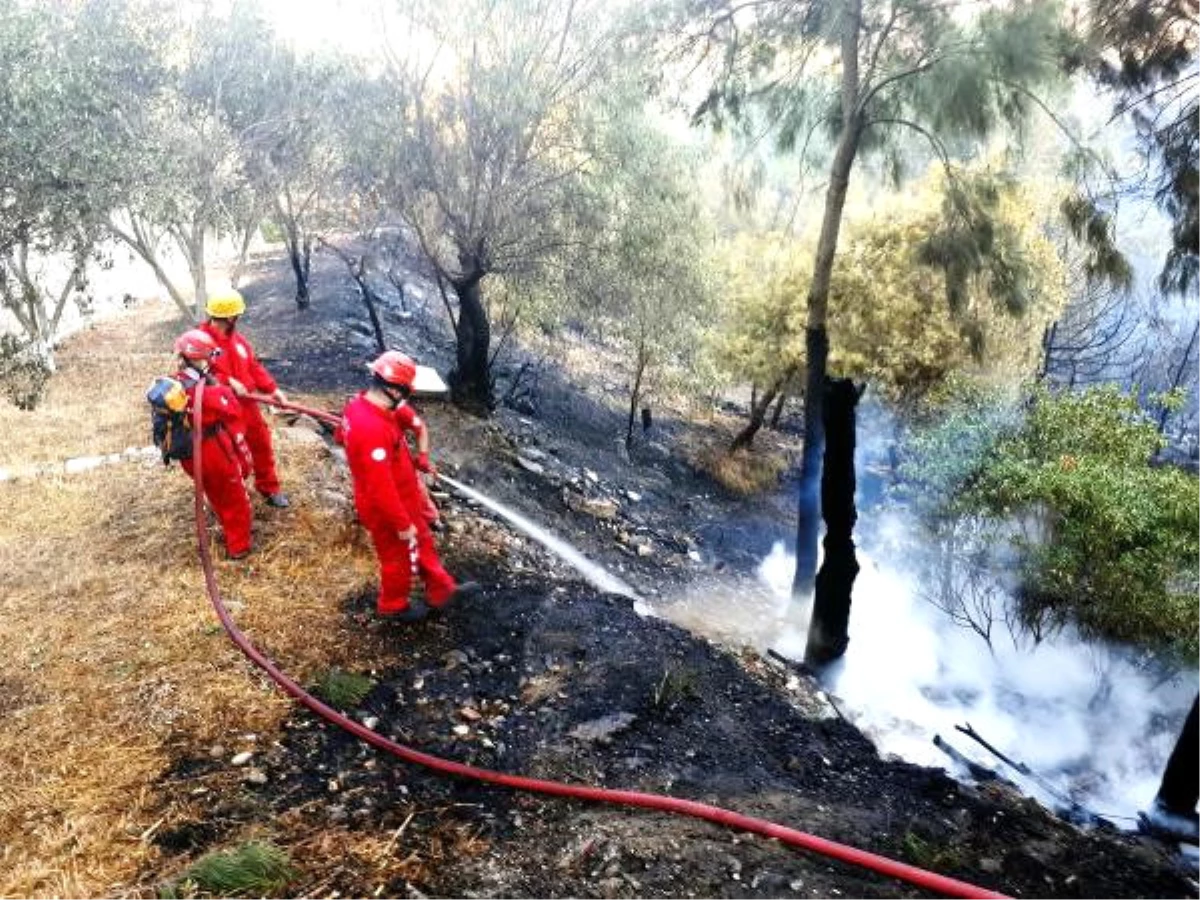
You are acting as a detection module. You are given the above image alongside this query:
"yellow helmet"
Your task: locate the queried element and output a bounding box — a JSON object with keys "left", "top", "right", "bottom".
{"left": 206, "top": 288, "right": 246, "bottom": 319}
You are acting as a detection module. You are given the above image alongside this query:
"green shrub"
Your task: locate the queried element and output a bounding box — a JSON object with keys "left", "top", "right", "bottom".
{"left": 313, "top": 668, "right": 374, "bottom": 708}
{"left": 903, "top": 382, "right": 1199, "bottom": 662}
{"left": 161, "top": 842, "right": 295, "bottom": 898}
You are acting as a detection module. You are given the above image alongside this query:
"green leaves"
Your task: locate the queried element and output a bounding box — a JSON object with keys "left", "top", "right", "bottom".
{"left": 909, "top": 383, "right": 1200, "bottom": 662}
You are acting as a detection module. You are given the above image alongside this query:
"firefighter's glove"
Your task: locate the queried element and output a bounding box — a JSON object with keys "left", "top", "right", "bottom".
{"left": 415, "top": 453, "right": 437, "bottom": 477}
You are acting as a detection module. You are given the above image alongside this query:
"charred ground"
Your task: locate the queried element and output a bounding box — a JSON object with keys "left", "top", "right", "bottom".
{"left": 146, "top": 246, "right": 1196, "bottom": 898}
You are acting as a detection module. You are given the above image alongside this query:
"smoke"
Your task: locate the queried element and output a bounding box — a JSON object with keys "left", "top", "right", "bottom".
{"left": 760, "top": 526, "right": 1196, "bottom": 827}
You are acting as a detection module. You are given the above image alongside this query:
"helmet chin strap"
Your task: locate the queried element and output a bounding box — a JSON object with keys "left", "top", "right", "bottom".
{"left": 383, "top": 385, "right": 407, "bottom": 409}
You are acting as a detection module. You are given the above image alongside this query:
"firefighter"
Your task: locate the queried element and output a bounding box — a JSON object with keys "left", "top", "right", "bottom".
{"left": 339, "top": 350, "right": 479, "bottom": 620}
{"left": 1141, "top": 695, "right": 1199, "bottom": 842}
{"left": 200, "top": 288, "right": 290, "bottom": 508}
{"left": 174, "top": 329, "right": 255, "bottom": 560}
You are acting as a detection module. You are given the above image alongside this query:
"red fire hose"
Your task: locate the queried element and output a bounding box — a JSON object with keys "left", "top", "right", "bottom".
{"left": 191, "top": 384, "right": 1009, "bottom": 899}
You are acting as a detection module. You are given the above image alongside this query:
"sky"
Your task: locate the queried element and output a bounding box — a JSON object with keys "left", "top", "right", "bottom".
{"left": 248, "top": 0, "right": 392, "bottom": 55}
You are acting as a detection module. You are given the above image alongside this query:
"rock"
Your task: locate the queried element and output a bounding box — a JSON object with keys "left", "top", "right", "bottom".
{"left": 362, "top": 716, "right": 379, "bottom": 731}
{"left": 521, "top": 446, "right": 547, "bottom": 461}
{"left": 209, "top": 745, "right": 226, "bottom": 759}
{"left": 568, "top": 712, "right": 637, "bottom": 743}
{"left": 245, "top": 768, "right": 268, "bottom": 785}
{"left": 516, "top": 456, "right": 545, "bottom": 475}
{"left": 64, "top": 456, "right": 104, "bottom": 475}
{"left": 625, "top": 490, "right": 641, "bottom": 502}
{"left": 596, "top": 877, "right": 624, "bottom": 899}
{"left": 452, "top": 724, "right": 471, "bottom": 736}
{"left": 563, "top": 489, "right": 619, "bottom": 520}
{"left": 278, "top": 426, "right": 325, "bottom": 446}
{"left": 290, "top": 414, "right": 326, "bottom": 433}
{"left": 459, "top": 706, "right": 482, "bottom": 722}
{"left": 230, "top": 751, "right": 253, "bottom": 766}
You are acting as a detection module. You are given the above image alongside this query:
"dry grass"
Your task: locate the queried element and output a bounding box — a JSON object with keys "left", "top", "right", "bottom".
{"left": 689, "top": 441, "right": 791, "bottom": 497}
{"left": 0, "top": 303, "right": 412, "bottom": 896}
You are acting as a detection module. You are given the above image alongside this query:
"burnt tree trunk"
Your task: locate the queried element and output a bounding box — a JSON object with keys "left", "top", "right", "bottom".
{"left": 356, "top": 259, "right": 386, "bottom": 353}
{"left": 792, "top": 327, "right": 829, "bottom": 597}
{"left": 285, "top": 223, "right": 311, "bottom": 310}
{"left": 791, "top": 0, "right": 862, "bottom": 601}
{"left": 319, "top": 239, "right": 385, "bottom": 351}
{"left": 626, "top": 344, "right": 647, "bottom": 451}
{"left": 1154, "top": 695, "right": 1199, "bottom": 816}
{"left": 730, "top": 378, "right": 781, "bottom": 451}
{"left": 448, "top": 273, "right": 492, "bottom": 413}
{"left": 804, "top": 376, "right": 863, "bottom": 667}
{"left": 769, "top": 389, "right": 788, "bottom": 428}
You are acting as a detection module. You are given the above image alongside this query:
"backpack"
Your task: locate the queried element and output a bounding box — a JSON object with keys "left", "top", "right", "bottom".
{"left": 146, "top": 376, "right": 194, "bottom": 465}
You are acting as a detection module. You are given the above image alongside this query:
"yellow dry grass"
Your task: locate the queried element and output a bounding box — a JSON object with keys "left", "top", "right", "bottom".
{"left": 688, "top": 440, "right": 791, "bottom": 497}
{"left": 0, "top": 303, "right": 412, "bottom": 897}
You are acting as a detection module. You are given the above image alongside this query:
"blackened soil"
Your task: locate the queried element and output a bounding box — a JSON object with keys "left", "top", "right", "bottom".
{"left": 150, "top": 246, "right": 1197, "bottom": 898}
{"left": 163, "top": 566, "right": 1195, "bottom": 899}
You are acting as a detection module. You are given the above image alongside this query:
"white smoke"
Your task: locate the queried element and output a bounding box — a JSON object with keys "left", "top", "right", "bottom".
{"left": 761, "top": 529, "right": 1196, "bottom": 827}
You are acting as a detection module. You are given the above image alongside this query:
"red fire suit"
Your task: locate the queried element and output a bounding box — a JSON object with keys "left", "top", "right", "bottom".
{"left": 200, "top": 322, "right": 282, "bottom": 498}
{"left": 395, "top": 402, "right": 440, "bottom": 526}
{"left": 178, "top": 369, "right": 254, "bottom": 557}
{"left": 340, "top": 392, "right": 457, "bottom": 615}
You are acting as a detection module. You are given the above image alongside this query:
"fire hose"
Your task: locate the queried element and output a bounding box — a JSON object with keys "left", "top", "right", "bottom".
{"left": 188, "top": 384, "right": 1009, "bottom": 899}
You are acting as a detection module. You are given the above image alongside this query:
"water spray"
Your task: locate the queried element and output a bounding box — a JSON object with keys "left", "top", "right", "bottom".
{"left": 437, "top": 472, "right": 640, "bottom": 600}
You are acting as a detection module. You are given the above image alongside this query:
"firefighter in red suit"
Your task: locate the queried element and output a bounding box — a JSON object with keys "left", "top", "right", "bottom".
{"left": 339, "top": 351, "right": 479, "bottom": 620}
{"left": 174, "top": 329, "right": 255, "bottom": 559}
{"left": 200, "top": 288, "right": 290, "bottom": 508}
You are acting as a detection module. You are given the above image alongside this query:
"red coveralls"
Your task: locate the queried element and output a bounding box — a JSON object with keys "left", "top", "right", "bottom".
{"left": 395, "top": 403, "right": 440, "bottom": 526}
{"left": 200, "top": 322, "right": 282, "bottom": 498}
{"left": 178, "top": 370, "right": 254, "bottom": 557}
{"left": 340, "top": 392, "right": 457, "bottom": 615}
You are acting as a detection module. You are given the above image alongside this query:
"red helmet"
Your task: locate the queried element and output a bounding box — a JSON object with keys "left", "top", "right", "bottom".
{"left": 368, "top": 350, "right": 417, "bottom": 388}
{"left": 174, "top": 328, "right": 219, "bottom": 361}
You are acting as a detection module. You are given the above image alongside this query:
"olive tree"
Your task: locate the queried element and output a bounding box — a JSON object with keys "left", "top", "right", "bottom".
{"left": 0, "top": 1, "right": 156, "bottom": 402}
{"left": 109, "top": 4, "right": 274, "bottom": 320}
{"left": 353, "top": 0, "right": 617, "bottom": 411}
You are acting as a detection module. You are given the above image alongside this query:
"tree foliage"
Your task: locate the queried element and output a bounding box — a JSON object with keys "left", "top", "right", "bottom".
{"left": 709, "top": 231, "right": 808, "bottom": 398}
{"left": 573, "top": 89, "right": 716, "bottom": 449}
{"left": 833, "top": 170, "right": 1068, "bottom": 409}
{"left": 1065, "top": 0, "right": 1198, "bottom": 295}
{"left": 0, "top": 0, "right": 157, "bottom": 382}
{"left": 708, "top": 170, "right": 1068, "bottom": 426}
{"left": 903, "top": 382, "right": 1199, "bottom": 662}
{"left": 230, "top": 43, "right": 352, "bottom": 307}
{"left": 351, "top": 0, "right": 616, "bottom": 410}
{"left": 657, "top": 0, "right": 1075, "bottom": 599}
